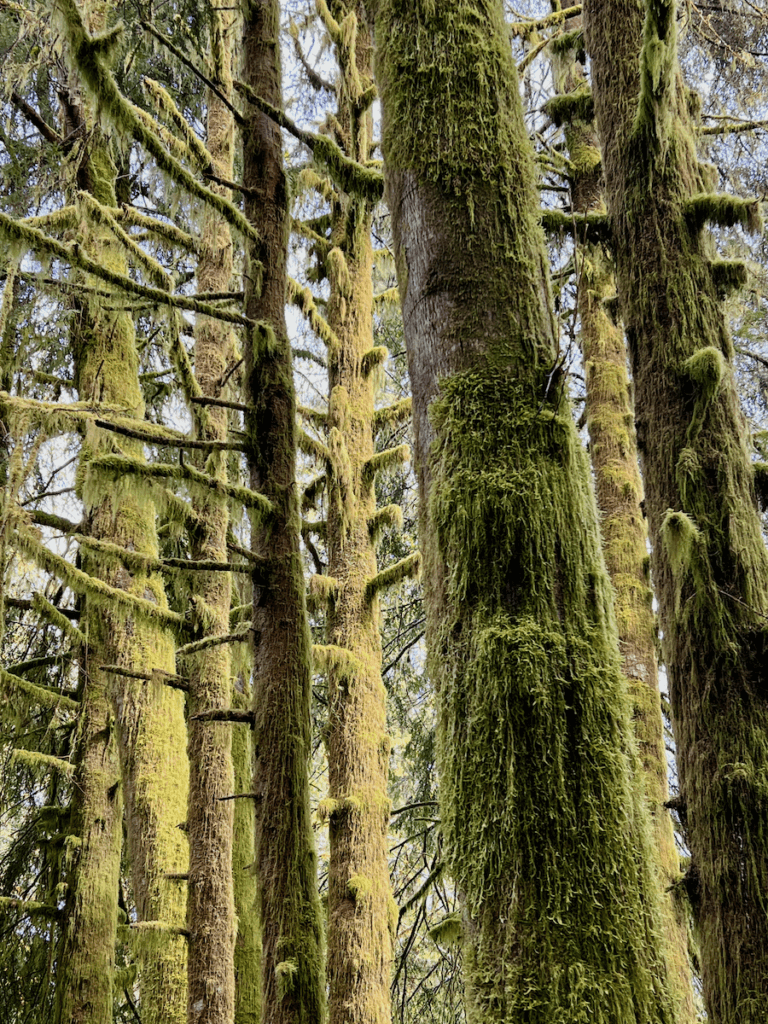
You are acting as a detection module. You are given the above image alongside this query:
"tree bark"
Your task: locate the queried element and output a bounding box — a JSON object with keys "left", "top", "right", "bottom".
{"left": 57, "top": 7, "right": 189, "bottom": 1023}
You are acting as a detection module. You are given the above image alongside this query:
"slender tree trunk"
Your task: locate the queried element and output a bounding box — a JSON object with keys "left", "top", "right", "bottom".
{"left": 548, "top": 37, "right": 695, "bottom": 1022}
{"left": 232, "top": 677, "right": 261, "bottom": 1024}
{"left": 375, "top": 2, "right": 677, "bottom": 1020}
{"left": 585, "top": 2, "right": 768, "bottom": 1020}
{"left": 318, "top": 8, "right": 395, "bottom": 1024}
{"left": 241, "top": 3, "right": 326, "bottom": 1022}
{"left": 57, "top": 7, "right": 189, "bottom": 1023}
{"left": 185, "top": 8, "right": 237, "bottom": 1024}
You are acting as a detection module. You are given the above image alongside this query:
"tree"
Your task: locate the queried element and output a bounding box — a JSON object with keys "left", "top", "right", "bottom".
{"left": 240, "top": 3, "right": 326, "bottom": 1022}
{"left": 374, "top": 0, "right": 678, "bottom": 1020}
{"left": 543, "top": 25, "right": 695, "bottom": 1020}
{"left": 585, "top": 1, "right": 768, "bottom": 1019}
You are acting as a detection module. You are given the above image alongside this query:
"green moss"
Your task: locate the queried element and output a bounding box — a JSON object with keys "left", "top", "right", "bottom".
{"left": 660, "top": 509, "right": 701, "bottom": 579}
{"left": 544, "top": 85, "right": 594, "bottom": 128}
{"left": 684, "top": 193, "right": 763, "bottom": 235}
{"left": 709, "top": 259, "right": 748, "bottom": 298}
{"left": 428, "top": 369, "right": 673, "bottom": 1024}
{"left": 429, "top": 913, "right": 463, "bottom": 947}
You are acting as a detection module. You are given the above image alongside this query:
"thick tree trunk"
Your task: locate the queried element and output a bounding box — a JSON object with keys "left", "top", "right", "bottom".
{"left": 185, "top": 8, "right": 237, "bottom": 1024}
{"left": 585, "top": 3, "right": 768, "bottom": 1021}
{"left": 241, "top": 3, "right": 326, "bottom": 1023}
{"left": 375, "top": 2, "right": 677, "bottom": 1021}
{"left": 321, "top": 9, "right": 394, "bottom": 1024}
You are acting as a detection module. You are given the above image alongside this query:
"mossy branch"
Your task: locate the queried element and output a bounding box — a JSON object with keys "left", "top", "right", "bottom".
{"left": 699, "top": 117, "right": 768, "bottom": 137}
{"left": 177, "top": 629, "right": 250, "bottom": 657}
{"left": 709, "top": 259, "right": 748, "bottom": 297}
{"left": 101, "top": 665, "right": 190, "bottom": 692}
{"left": 361, "top": 346, "right": 388, "bottom": 376}
{"left": 544, "top": 86, "right": 594, "bottom": 127}
{"left": 234, "top": 80, "right": 384, "bottom": 203}
{"left": 191, "top": 395, "right": 251, "bottom": 414}
{"left": 297, "top": 404, "right": 328, "bottom": 428}
{"left": 308, "top": 573, "right": 341, "bottom": 611}
{"left": 298, "top": 428, "right": 330, "bottom": 462}
{"left": 56, "top": 0, "right": 258, "bottom": 242}
{"left": 77, "top": 534, "right": 250, "bottom": 576}
{"left": 32, "top": 593, "right": 87, "bottom": 645}
{"left": 683, "top": 193, "right": 763, "bottom": 235}
{"left": 0, "top": 667, "right": 80, "bottom": 712}
{"left": 508, "top": 4, "right": 582, "bottom": 36}
{"left": 93, "top": 417, "right": 245, "bottom": 451}
{"left": 287, "top": 277, "right": 341, "bottom": 351}
{"left": 90, "top": 454, "right": 273, "bottom": 519}
{"left": 368, "top": 504, "right": 403, "bottom": 541}
{"left": 15, "top": 525, "right": 184, "bottom": 629}
{"left": 365, "top": 552, "right": 421, "bottom": 601}
{"left": 0, "top": 213, "right": 253, "bottom": 327}
{"left": 28, "top": 510, "right": 80, "bottom": 534}
{"left": 78, "top": 191, "right": 171, "bottom": 289}
{"left": 312, "top": 643, "right": 364, "bottom": 678}
{"left": 0, "top": 896, "right": 58, "bottom": 917}
{"left": 142, "top": 77, "right": 218, "bottom": 170}
{"left": 302, "top": 473, "right": 327, "bottom": 510}
{"left": 363, "top": 444, "right": 410, "bottom": 482}
{"left": 189, "top": 708, "right": 255, "bottom": 725}
{"left": 116, "top": 206, "right": 197, "bottom": 252}
{"left": 373, "top": 286, "right": 400, "bottom": 308}
{"left": 540, "top": 209, "right": 610, "bottom": 242}
{"left": 373, "top": 398, "right": 411, "bottom": 432}
{"left": 11, "top": 749, "right": 75, "bottom": 777}
{"left": 140, "top": 21, "right": 246, "bottom": 131}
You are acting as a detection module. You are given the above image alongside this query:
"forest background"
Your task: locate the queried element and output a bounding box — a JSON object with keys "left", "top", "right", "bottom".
{"left": 0, "top": 1, "right": 767, "bottom": 1024}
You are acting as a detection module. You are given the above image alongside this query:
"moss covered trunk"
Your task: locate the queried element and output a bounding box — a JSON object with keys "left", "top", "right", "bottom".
{"left": 549, "top": 40, "right": 694, "bottom": 1021}
{"left": 240, "top": 2, "right": 326, "bottom": 1022}
{"left": 584, "top": 2, "right": 768, "bottom": 1019}
{"left": 185, "top": 9, "right": 237, "bottom": 1024}
{"left": 320, "top": 9, "right": 393, "bottom": 1024}
{"left": 54, "top": 647, "right": 122, "bottom": 1024}
{"left": 58, "top": 7, "right": 189, "bottom": 1024}
{"left": 375, "top": 2, "right": 677, "bottom": 1021}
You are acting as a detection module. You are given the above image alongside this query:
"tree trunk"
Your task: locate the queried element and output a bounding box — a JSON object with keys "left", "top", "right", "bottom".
{"left": 320, "top": 8, "right": 395, "bottom": 1024}
{"left": 585, "top": 1, "right": 768, "bottom": 1019}
{"left": 375, "top": 1, "right": 677, "bottom": 1020}
{"left": 241, "top": 3, "right": 326, "bottom": 1022}
{"left": 185, "top": 7, "right": 237, "bottom": 1024}
{"left": 57, "top": 7, "right": 189, "bottom": 1023}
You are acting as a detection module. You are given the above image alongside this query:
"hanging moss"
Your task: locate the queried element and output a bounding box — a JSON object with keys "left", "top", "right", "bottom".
{"left": 428, "top": 370, "right": 674, "bottom": 1024}
{"left": 683, "top": 193, "right": 763, "bottom": 235}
